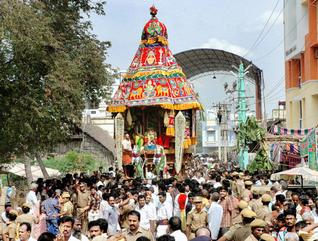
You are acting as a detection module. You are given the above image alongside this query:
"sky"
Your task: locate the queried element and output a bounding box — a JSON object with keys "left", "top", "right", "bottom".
{"left": 90, "top": 0, "right": 285, "bottom": 117}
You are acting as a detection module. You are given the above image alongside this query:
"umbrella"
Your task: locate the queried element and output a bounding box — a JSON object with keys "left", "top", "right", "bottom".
{"left": 271, "top": 166, "right": 318, "bottom": 186}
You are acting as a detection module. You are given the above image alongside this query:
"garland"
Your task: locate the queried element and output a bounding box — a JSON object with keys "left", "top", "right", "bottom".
{"left": 271, "top": 126, "right": 312, "bottom": 136}
{"left": 115, "top": 113, "right": 125, "bottom": 170}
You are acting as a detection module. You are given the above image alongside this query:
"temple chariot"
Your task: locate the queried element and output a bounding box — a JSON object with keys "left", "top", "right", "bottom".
{"left": 107, "top": 6, "right": 202, "bottom": 177}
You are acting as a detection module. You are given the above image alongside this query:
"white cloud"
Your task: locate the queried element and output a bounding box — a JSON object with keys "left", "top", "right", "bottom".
{"left": 200, "top": 38, "right": 250, "bottom": 56}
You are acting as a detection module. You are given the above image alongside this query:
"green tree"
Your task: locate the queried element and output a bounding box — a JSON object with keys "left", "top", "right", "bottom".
{"left": 236, "top": 116, "right": 273, "bottom": 173}
{"left": 0, "top": 0, "right": 114, "bottom": 181}
{"left": 44, "top": 151, "right": 98, "bottom": 174}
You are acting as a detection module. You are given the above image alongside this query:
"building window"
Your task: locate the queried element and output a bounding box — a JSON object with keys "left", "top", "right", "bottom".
{"left": 207, "top": 130, "right": 216, "bottom": 143}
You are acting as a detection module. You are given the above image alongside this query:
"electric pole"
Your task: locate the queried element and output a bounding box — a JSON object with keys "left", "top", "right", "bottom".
{"left": 231, "top": 62, "right": 251, "bottom": 170}
{"left": 216, "top": 103, "right": 230, "bottom": 167}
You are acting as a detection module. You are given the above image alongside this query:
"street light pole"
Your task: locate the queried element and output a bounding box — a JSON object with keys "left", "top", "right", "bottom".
{"left": 223, "top": 107, "right": 228, "bottom": 168}
{"left": 237, "top": 62, "right": 250, "bottom": 169}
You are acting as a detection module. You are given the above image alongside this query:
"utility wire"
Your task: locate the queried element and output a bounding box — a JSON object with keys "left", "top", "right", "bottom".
{"left": 265, "top": 84, "right": 285, "bottom": 99}
{"left": 249, "top": 6, "right": 284, "bottom": 57}
{"left": 254, "top": 11, "right": 308, "bottom": 62}
{"left": 243, "top": 0, "right": 281, "bottom": 58}
{"left": 264, "top": 75, "right": 285, "bottom": 97}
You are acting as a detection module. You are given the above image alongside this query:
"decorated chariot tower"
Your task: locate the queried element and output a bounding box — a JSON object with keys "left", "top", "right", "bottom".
{"left": 108, "top": 6, "right": 201, "bottom": 175}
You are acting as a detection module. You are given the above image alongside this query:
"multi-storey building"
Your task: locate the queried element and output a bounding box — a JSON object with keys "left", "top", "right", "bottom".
{"left": 284, "top": 0, "right": 318, "bottom": 129}
{"left": 201, "top": 107, "right": 236, "bottom": 154}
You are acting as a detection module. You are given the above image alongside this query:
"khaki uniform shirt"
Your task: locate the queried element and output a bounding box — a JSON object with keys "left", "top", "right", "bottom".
{"left": 16, "top": 213, "right": 37, "bottom": 225}
{"left": 3, "top": 221, "right": 17, "bottom": 240}
{"left": 61, "top": 201, "right": 74, "bottom": 217}
{"left": 186, "top": 209, "right": 208, "bottom": 232}
{"left": 244, "top": 234, "right": 258, "bottom": 241}
{"left": 256, "top": 205, "right": 271, "bottom": 221}
{"left": 242, "top": 189, "right": 252, "bottom": 202}
{"left": 232, "top": 213, "right": 242, "bottom": 225}
{"left": 232, "top": 224, "right": 251, "bottom": 241}
{"left": 77, "top": 191, "right": 91, "bottom": 208}
{"left": 122, "top": 227, "right": 154, "bottom": 241}
{"left": 236, "top": 180, "right": 245, "bottom": 198}
{"left": 249, "top": 198, "right": 262, "bottom": 213}
{"left": 223, "top": 223, "right": 243, "bottom": 240}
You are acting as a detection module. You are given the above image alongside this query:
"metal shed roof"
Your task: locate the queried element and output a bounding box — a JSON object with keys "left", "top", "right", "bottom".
{"left": 174, "top": 48, "right": 262, "bottom": 82}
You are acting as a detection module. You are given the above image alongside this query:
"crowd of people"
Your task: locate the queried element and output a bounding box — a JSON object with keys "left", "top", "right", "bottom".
{"left": 0, "top": 166, "right": 318, "bottom": 241}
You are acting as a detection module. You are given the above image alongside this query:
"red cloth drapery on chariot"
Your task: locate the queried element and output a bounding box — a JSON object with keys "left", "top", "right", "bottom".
{"left": 107, "top": 6, "right": 201, "bottom": 113}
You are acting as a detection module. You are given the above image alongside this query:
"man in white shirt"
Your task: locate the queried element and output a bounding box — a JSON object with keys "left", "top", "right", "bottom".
{"left": 213, "top": 176, "right": 222, "bottom": 189}
{"left": 72, "top": 218, "right": 89, "bottom": 241}
{"left": 208, "top": 192, "right": 223, "bottom": 241}
{"left": 157, "top": 192, "right": 173, "bottom": 237}
{"left": 145, "top": 194, "right": 157, "bottom": 218}
{"left": 17, "top": 222, "right": 36, "bottom": 241}
{"left": 168, "top": 216, "right": 188, "bottom": 241}
{"left": 146, "top": 188, "right": 159, "bottom": 209}
{"left": 103, "top": 195, "right": 120, "bottom": 236}
{"left": 192, "top": 172, "right": 205, "bottom": 184}
{"left": 25, "top": 183, "right": 38, "bottom": 215}
{"left": 135, "top": 195, "right": 156, "bottom": 233}
{"left": 100, "top": 193, "right": 110, "bottom": 217}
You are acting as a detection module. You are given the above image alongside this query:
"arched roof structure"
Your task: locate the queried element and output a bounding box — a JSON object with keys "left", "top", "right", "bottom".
{"left": 174, "top": 48, "right": 263, "bottom": 119}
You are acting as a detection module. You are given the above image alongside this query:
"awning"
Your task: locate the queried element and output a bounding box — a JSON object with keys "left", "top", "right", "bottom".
{"left": 0, "top": 163, "right": 60, "bottom": 180}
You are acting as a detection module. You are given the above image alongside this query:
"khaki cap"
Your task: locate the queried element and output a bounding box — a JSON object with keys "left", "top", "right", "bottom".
{"left": 241, "top": 208, "right": 256, "bottom": 218}
{"left": 261, "top": 194, "right": 272, "bottom": 202}
{"left": 9, "top": 209, "right": 18, "bottom": 217}
{"left": 245, "top": 180, "right": 253, "bottom": 186}
{"left": 238, "top": 200, "right": 249, "bottom": 210}
{"left": 252, "top": 189, "right": 259, "bottom": 195}
{"left": 260, "top": 233, "right": 275, "bottom": 241}
{"left": 22, "top": 203, "right": 31, "bottom": 209}
{"left": 61, "top": 192, "right": 70, "bottom": 198}
{"left": 250, "top": 219, "right": 267, "bottom": 228}
{"left": 193, "top": 196, "right": 202, "bottom": 203}
{"left": 232, "top": 171, "right": 239, "bottom": 176}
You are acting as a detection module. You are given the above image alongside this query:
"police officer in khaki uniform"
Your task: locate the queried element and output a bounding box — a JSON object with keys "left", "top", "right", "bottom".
{"left": 249, "top": 189, "right": 262, "bottom": 213}
{"left": 244, "top": 219, "right": 267, "bottom": 241}
{"left": 16, "top": 203, "right": 38, "bottom": 225}
{"left": 186, "top": 196, "right": 208, "bottom": 240}
{"left": 232, "top": 200, "right": 249, "bottom": 225}
{"left": 76, "top": 182, "right": 91, "bottom": 233}
{"left": 260, "top": 233, "right": 275, "bottom": 241}
{"left": 232, "top": 208, "right": 257, "bottom": 241}
{"left": 60, "top": 192, "right": 74, "bottom": 217}
{"left": 219, "top": 208, "right": 256, "bottom": 241}
{"left": 236, "top": 173, "right": 245, "bottom": 198}
{"left": 242, "top": 181, "right": 253, "bottom": 202}
{"left": 256, "top": 194, "right": 272, "bottom": 222}
{"left": 2, "top": 209, "right": 18, "bottom": 241}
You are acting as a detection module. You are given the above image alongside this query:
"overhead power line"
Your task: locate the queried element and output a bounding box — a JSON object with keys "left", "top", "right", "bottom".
{"left": 254, "top": 11, "right": 308, "bottom": 62}
{"left": 243, "top": 0, "right": 281, "bottom": 58}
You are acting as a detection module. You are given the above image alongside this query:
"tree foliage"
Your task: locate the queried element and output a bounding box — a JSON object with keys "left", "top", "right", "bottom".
{"left": 236, "top": 116, "right": 273, "bottom": 173}
{"left": 44, "top": 151, "right": 98, "bottom": 174}
{"left": 0, "top": 0, "right": 114, "bottom": 163}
